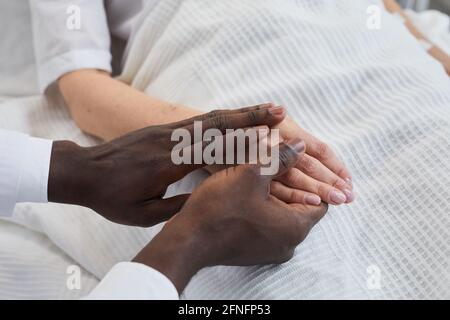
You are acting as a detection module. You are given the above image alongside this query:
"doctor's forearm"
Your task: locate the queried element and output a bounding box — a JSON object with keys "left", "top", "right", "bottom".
{"left": 58, "top": 69, "right": 202, "bottom": 140}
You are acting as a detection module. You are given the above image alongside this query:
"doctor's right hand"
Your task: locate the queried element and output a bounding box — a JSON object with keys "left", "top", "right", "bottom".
{"left": 133, "top": 138, "right": 328, "bottom": 293}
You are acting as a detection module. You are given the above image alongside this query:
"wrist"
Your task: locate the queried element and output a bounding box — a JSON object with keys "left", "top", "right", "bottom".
{"left": 133, "top": 218, "right": 208, "bottom": 293}
{"left": 47, "top": 141, "right": 96, "bottom": 207}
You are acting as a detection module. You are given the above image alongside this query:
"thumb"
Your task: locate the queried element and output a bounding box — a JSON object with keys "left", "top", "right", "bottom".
{"left": 138, "top": 194, "right": 190, "bottom": 227}
{"left": 261, "top": 138, "right": 305, "bottom": 182}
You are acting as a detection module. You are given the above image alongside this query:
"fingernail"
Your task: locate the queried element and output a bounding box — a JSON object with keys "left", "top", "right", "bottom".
{"left": 305, "top": 194, "right": 321, "bottom": 206}
{"left": 330, "top": 190, "right": 346, "bottom": 204}
{"left": 268, "top": 106, "right": 285, "bottom": 116}
{"left": 287, "top": 138, "right": 305, "bottom": 153}
{"left": 343, "top": 189, "right": 355, "bottom": 203}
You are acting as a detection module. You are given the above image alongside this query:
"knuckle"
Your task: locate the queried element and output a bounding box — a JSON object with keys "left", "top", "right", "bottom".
{"left": 206, "top": 110, "right": 221, "bottom": 119}
{"left": 316, "top": 184, "right": 328, "bottom": 198}
{"left": 332, "top": 177, "right": 346, "bottom": 189}
{"left": 336, "top": 166, "right": 347, "bottom": 179}
{"left": 287, "top": 189, "right": 297, "bottom": 203}
{"left": 212, "top": 115, "right": 229, "bottom": 130}
{"left": 247, "top": 110, "right": 259, "bottom": 123}
{"left": 300, "top": 156, "right": 316, "bottom": 175}
{"left": 252, "top": 103, "right": 267, "bottom": 111}
{"left": 284, "top": 169, "right": 299, "bottom": 186}
{"left": 315, "top": 142, "right": 330, "bottom": 160}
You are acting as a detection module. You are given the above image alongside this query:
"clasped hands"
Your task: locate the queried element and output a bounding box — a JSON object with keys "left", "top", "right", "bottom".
{"left": 48, "top": 103, "right": 354, "bottom": 293}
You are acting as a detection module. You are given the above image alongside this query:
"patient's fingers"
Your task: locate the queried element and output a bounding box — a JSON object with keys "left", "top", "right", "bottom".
{"left": 231, "top": 138, "right": 306, "bottom": 196}
{"left": 296, "top": 129, "right": 353, "bottom": 184}
{"left": 295, "top": 154, "right": 354, "bottom": 202}
{"left": 271, "top": 181, "right": 322, "bottom": 206}
{"left": 308, "top": 138, "right": 352, "bottom": 183}
{"left": 277, "top": 168, "right": 350, "bottom": 205}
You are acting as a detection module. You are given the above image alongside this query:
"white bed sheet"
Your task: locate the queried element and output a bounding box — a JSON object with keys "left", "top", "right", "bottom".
{"left": 0, "top": 217, "right": 98, "bottom": 299}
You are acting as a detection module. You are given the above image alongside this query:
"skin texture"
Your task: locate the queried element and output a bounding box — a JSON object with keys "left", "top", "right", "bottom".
{"left": 58, "top": 70, "right": 202, "bottom": 141}
{"left": 273, "top": 118, "right": 354, "bottom": 205}
{"left": 47, "top": 104, "right": 286, "bottom": 227}
{"left": 133, "top": 139, "right": 328, "bottom": 293}
{"left": 58, "top": 70, "right": 354, "bottom": 206}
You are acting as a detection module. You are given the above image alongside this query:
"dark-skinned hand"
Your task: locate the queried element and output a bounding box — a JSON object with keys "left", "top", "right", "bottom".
{"left": 133, "top": 138, "right": 328, "bottom": 293}
{"left": 48, "top": 103, "right": 286, "bottom": 227}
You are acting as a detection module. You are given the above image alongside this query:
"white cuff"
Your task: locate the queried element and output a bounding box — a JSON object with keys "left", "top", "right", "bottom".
{"left": 0, "top": 131, "right": 53, "bottom": 217}
{"left": 38, "top": 49, "right": 112, "bottom": 93}
{"left": 16, "top": 137, "right": 53, "bottom": 205}
{"left": 84, "top": 262, "right": 179, "bottom": 300}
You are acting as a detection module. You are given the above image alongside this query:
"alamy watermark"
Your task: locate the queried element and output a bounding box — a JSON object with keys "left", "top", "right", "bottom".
{"left": 66, "top": 265, "right": 81, "bottom": 290}
{"left": 366, "top": 5, "right": 382, "bottom": 30}
{"left": 171, "top": 122, "right": 281, "bottom": 176}
{"left": 66, "top": 5, "right": 81, "bottom": 30}
{"left": 366, "top": 264, "right": 382, "bottom": 290}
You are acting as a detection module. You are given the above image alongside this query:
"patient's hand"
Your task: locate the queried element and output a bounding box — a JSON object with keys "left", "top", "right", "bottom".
{"left": 134, "top": 139, "right": 328, "bottom": 293}
{"left": 272, "top": 117, "right": 354, "bottom": 206}
{"left": 205, "top": 115, "right": 354, "bottom": 206}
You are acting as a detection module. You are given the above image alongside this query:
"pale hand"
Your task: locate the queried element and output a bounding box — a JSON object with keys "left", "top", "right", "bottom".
{"left": 271, "top": 117, "right": 355, "bottom": 206}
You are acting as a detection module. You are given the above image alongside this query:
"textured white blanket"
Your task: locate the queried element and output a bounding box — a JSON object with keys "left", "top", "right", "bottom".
{"left": 1, "top": 0, "right": 450, "bottom": 299}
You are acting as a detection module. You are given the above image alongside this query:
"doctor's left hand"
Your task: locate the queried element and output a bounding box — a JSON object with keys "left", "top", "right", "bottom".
{"left": 46, "top": 104, "right": 285, "bottom": 227}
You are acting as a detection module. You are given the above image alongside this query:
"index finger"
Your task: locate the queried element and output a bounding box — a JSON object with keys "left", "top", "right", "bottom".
{"left": 181, "top": 105, "right": 286, "bottom": 140}
{"left": 258, "top": 138, "right": 306, "bottom": 188}
{"left": 299, "top": 129, "right": 352, "bottom": 183}
{"left": 166, "top": 103, "right": 276, "bottom": 129}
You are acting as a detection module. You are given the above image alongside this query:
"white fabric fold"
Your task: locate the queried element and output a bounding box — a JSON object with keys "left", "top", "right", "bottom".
{"left": 29, "top": 0, "right": 112, "bottom": 92}
{"left": 85, "top": 262, "right": 179, "bottom": 300}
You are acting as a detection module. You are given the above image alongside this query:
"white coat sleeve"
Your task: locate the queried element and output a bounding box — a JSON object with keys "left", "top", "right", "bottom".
{"left": 0, "top": 129, "right": 53, "bottom": 217}
{"left": 29, "top": 0, "right": 112, "bottom": 92}
{"left": 84, "top": 262, "right": 179, "bottom": 300}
